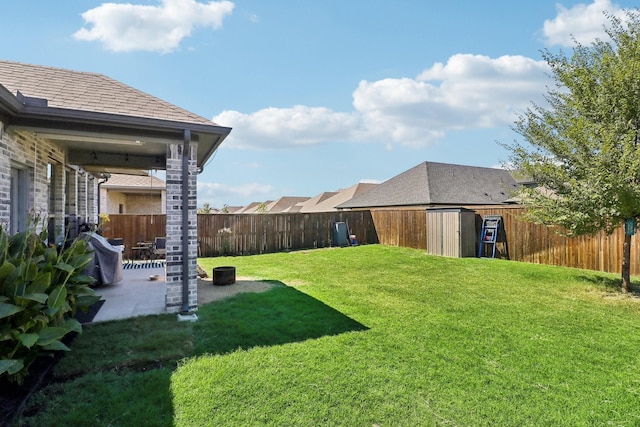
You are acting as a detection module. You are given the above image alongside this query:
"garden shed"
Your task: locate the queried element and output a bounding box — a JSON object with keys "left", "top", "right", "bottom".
{"left": 426, "top": 207, "right": 477, "bottom": 258}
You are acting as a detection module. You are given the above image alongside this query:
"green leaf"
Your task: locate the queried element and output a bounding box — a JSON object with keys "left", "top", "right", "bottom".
{"left": 76, "top": 295, "right": 101, "bottom": 309}
{"left": 68, "top": 274, "right": 97, "bottom": 286}
{"left": 20, "top": 293, "right": 48, "bottom": 304}
{"left": 0, "top": 302, "right": 24, "bottom": 319}
{"left": 68, "top": 253, "right": 94, "bottom": 270}
{"left": 18, "top": 333, "right": 38, "bottom": 349}
{"left": 47, "top": 285, "right": 67, "bottom": 309}
{"left": 63, "top": 318, "right": 82, "bottom": 334}
{"left": 54, "top": 262, "right": 75, "bottom": 274}
{"left": 0, "top": 359, "right": 24, "bottom": 376}
{"left": 37, "top": 327, "right": 69, "bottom": 345}
{"left": 25, "top": 261, "right": 38, "bottom": 282}
{"left": 40, "top": 340, "right": 71, "bottom": 352}
{"left": 27, "top": 272, "right": 52, "bottom": 294}
{"left": 0, "top": 261, "right": 15, "bottom": 280}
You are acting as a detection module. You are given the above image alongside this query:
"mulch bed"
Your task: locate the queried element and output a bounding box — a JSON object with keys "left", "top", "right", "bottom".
{"left": 0, "top": 299, "right": 105, "bottom": 426}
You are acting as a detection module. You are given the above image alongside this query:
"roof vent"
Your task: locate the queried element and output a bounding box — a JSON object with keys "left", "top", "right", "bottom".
{"left": 16, "top": 90, "right": 48, "bottom": 107}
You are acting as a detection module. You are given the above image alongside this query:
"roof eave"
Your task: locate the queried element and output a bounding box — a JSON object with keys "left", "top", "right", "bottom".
{"left": 0, "top": 84, "right": 23, "bottom": 116}
{"left": 3, "top": 100, "right": 231, "bottom": 169}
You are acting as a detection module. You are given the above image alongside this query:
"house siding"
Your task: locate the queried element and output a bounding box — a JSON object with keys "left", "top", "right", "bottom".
{"left": 104, "top": 192, "right": 164, "bottom": 214}
{"left": 0, "top": 125, "right": 67, "bottom": 238}
{"left": 0, "top": 120, "right": 101, "bottom": 243}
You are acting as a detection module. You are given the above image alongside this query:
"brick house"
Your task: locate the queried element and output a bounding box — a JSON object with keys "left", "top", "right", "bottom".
{"left": 0, "top": 60, "right": 231, "bottom": 313}
{"left": 100, "top": 173, "right": 166, "bottom": 214}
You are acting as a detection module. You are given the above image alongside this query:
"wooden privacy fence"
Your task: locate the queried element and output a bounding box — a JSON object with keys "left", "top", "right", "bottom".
{"left": 103, "top": 207, "right": 640, "bottom": 275}
{"left": 101, "top": 214, "right": 166, "bottom": 260}
{"left": 197, "top": 211, "right": 378, "bottom": 256}
{"left": 471, "top": 206, "right": 634, "bottom": 275}
{"left": 102, "top": 211, "right": 378, "bottom": 259}
{"left": 372, "top": 206, "right": 640, "bottom": 276}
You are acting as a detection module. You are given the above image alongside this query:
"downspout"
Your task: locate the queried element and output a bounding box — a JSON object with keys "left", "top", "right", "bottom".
{"left": 97, "top": 173, "right": 110, "bottom": 221}
{"left": 182, "top": 129, "right": 191, "bottom": 313}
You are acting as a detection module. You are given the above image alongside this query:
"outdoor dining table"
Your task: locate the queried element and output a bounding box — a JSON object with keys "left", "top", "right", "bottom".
{"left": 131, "top": 241, "right": 154, "bottom": 260}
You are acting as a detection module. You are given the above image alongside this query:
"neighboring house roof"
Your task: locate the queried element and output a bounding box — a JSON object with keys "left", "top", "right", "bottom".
{"left": 235, "top": 202, "right": 269, "bottom": 214}
{"left": 0, "top": 60, "right": 231, "bottom": 172}
{"left": 296, "top": 192, "right": 339, "bottom": 212}
{"left": 304, "top": 183, "right": 378, "bottom": 212}
{"left": 220, "top": 206, "right": 243, "bottom": 214}
{"left": 337, "top": 162, "right": 518, "bottom": 209}
{"left": 265, "top": 197, "right": 310, "bottom": 213}
{"left": 101, "top": 173, "right": 166, "bottom": 192}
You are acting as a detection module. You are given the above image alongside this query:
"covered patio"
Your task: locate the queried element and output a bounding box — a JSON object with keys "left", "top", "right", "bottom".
{"left": 0, "top": 60, "right": 231, "bottom": 314}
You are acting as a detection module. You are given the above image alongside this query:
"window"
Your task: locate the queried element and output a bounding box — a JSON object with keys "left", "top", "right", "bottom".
{"left": 10, "top": 166, "right": 27, "bottom": 234}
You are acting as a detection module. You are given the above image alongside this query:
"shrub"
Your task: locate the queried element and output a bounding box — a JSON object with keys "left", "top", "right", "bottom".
{"left": 0, "top": 225, "right": 100, "bottom": 384}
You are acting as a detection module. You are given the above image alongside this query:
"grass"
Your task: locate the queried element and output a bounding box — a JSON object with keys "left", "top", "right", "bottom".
{"left": 14, "top": 245, "right": 640, "bottom": 426}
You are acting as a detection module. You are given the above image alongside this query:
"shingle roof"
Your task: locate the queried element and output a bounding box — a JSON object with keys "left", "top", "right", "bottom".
{"left": 300, "top": 183, "right": 378, "bottom": 212}
{"left": 296, "top": 192, "right": 339, "bottom": 212}
{"left": 265, "top": 197, "right": 311, "bottom": 213}
{"left": 0, "top": 60, "right": 215, "bottom": 125}
{"left": 337, "top": 162, "right": 518, "bottom": 209}
{"left": 235, "top": 202, "right": 268, "bottom": 214}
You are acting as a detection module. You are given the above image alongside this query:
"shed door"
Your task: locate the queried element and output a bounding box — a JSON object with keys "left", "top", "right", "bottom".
{"left": 427, "top": 210, "right": 462, "bottom": 257}
{"left": 441, "top": 211, "right": 461, "bottom": 257}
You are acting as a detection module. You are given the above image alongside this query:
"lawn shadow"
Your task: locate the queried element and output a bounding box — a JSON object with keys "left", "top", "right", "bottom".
{"left": 578, "top": 275, "right": 640, "bottom": 295}
{"left": 18, "top": 367, "right": 176, "bottom": 426}
{"left": 194, "top": 281, "right": 369, "bottom": 355}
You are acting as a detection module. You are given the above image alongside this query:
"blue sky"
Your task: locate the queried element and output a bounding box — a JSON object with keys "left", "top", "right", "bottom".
{"left": 1, "top": 0, "right": 636, "bottom": 208}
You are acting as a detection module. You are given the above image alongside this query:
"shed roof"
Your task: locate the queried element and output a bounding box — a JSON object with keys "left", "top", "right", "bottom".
{"left": 337, "top": 162, "right": 518, "bottom": 209}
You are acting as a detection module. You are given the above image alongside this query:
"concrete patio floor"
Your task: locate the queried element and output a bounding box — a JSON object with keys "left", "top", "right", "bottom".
{"left": 92, "top": 266, "right": 167, "bottom": 322}
{"left": 90, "top": 264, "right": 277, "bottom": 323}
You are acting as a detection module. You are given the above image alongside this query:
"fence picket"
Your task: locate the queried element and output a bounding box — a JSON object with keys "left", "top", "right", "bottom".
{"left": 102, "top": 206, "right": 640, "bottom": 275}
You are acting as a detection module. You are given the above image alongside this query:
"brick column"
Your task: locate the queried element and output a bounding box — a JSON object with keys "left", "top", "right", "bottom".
{"left": 77, "top": 172, "right": 87, "bottom": 222}
{"left": 165, "top": 138, "right": 198, "bottom": 313}
{"left": 87, "top": 175, "right": 97, "bottom": 224}
{"left": 65, "top": 169, "right": 78, "bottom": 217}
{"left": 51, "top": 164, "right": 65, "bottom": 244}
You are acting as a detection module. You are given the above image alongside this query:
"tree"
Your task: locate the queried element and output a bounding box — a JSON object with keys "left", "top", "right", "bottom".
{"left": 197, "top": 202, "right": 214, "bottom": 214}
{"left": 504, "top": 10, "right": 640, "bottom": 292}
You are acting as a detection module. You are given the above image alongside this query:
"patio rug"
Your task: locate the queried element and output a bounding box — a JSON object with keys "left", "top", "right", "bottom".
{"left": 122, "top": 260, "right": 166, "bottom": 269}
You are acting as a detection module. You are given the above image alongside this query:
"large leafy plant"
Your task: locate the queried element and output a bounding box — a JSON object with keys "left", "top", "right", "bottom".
{"left": 0, "top": 225, "right": 100, "bottom": 384}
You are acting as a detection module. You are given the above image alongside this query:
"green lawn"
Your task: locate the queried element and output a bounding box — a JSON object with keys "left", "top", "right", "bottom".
{"left": 15, "top": 245, "right": 640, "bottom": 426}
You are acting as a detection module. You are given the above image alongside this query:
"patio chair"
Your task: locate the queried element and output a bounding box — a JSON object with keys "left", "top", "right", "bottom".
{"left": 152, "top": 236, "right": 166, "bottom": 259}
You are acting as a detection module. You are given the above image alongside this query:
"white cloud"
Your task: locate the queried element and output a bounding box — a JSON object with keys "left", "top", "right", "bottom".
{"left": 74, "top": 0, "right": 234, "bottom": 53}
{"left": 214, "top": 54, "right": 550, "bottom": 150}
{"left": 214, "top": 106, "right": 361, "bottom": 149}
{"left": 541, "top": 0, "right": 625, "bottom": 47}
{"left": 197, "top": 181, "right": 273, "bottom": 206}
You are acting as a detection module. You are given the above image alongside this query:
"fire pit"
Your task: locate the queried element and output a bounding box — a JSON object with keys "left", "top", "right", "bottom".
{"left": 213, "top": 266, "right": 236, "bottom": 286}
